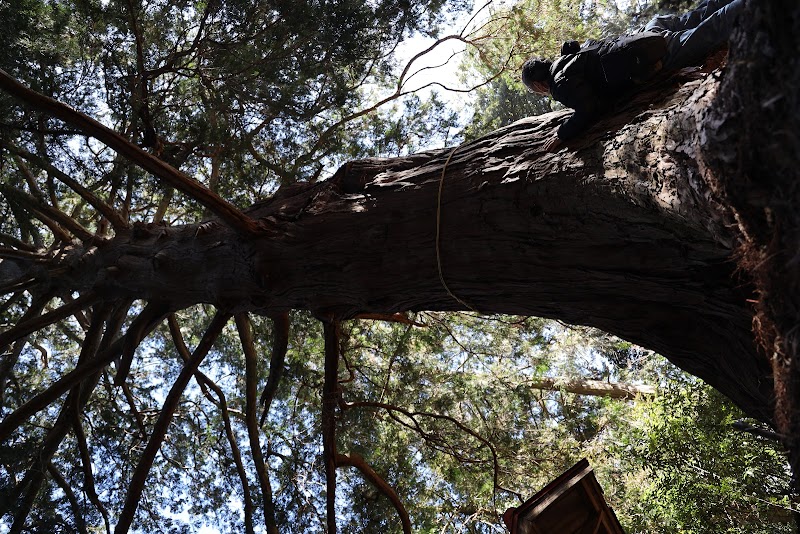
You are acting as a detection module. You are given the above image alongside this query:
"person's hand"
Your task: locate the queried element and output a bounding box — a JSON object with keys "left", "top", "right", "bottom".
{"left": 543, "top": 136, "right": 562, "bottom": 153}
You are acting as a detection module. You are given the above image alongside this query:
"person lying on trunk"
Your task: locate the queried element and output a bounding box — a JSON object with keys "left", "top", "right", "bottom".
{"left": 521, "top": 0, "right": 744, "bottom": 152}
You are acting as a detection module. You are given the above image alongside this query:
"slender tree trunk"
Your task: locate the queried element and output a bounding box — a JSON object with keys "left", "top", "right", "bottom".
{"left": 525, "top": 377, "right": 656, "bottom": 400}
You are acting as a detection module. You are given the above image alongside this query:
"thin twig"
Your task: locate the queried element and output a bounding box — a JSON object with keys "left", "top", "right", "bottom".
{"left": 120, "top": 381, "right": 148, "bottom": 440}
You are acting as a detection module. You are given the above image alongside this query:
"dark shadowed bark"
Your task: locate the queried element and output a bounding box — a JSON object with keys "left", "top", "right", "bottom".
{"left": 701, "top": 0, "right": 800, "bottom": 471}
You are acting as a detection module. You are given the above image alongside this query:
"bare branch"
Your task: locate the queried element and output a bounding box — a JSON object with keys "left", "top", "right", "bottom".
{"left": 258, "top": 313, "right": 289, "bottom": 426}
{"left": 0, "top": 291, "right": 97, "bottom": 353}
{"left": 353, "top": 313, "right": 425, "bottom": 327}
{"left": 0, "top": 292, "right": 54, "bottom": 409}
{"left": 46, "top": 462, "right": 89, "bottom": 534}
{"left": 0, "top": 301, "right": 167, "bottom": 442}
{"left": 9, "top": 144, "right": 129, "bottom": 230}
{"left": 341, "top": 399, "right": 519, "bottom": 501}
{"left": 116, "top": 311, "right": 230, "bottom": 534}
{"left": 524, "top": 376, "right": 657, "bottom": 400}
{"left": 0, "top": 184, "right": 95, "bottom": 243}
{"left": 12, "top": 153, "right": 46, "bottom": 202}
{"left": 0, "top": 247, "right": 47, "bottom": 262}
{"left": 7, "top": 303, "right": 111, "bottom": 532}
{"left": 120, "top": 381, "right": 148, "bottom": 440}
{"left": 71, "top": 410, "right": 112, "bottom": 534}
{"left": 297, "top": 16, "right": 512, "bottom": 166}
{"left": 169, "top": 313, "right": 256, "bottom": 534}
{"left": 114, "top": 301, "right": 171, "bottom": 386}
{"left": 0, "top": 233, "right": 38, "bottom": 252}
{"left": 0, "top": 276, "right": 38, "bottom": 297}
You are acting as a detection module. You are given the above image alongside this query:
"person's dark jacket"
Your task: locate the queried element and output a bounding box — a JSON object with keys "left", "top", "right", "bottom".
{"left": 548, "top": 32, "right": 667, "bottom": 140}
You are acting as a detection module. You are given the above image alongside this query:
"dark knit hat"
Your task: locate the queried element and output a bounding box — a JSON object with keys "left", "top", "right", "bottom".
{"left": 521, "top": 58, "right": 552, "bottom": 91}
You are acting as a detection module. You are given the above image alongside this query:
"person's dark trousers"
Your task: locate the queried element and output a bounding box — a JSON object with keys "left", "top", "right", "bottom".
{"left": 645, "top": 0, "right": 744, "bottom": 70}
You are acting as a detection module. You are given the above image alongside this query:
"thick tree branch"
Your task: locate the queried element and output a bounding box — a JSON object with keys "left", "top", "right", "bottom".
{"left": 0, "top": 248, "right": 46, "bottom": 262}
{"left": 236, "top": 313, "right": 280, "bottom": 534}
{"left": 0, "top": 68, "right": 263, "bottom": 236}
{"left": 113, "top": 301, "right": 170, "bottom": 386}
{"left": 525, "top": 376, "right": 656, "bottom": 400}
{"left": 257, "top": 313, "right": 289, "bottom": 426}
{"left": 116, "top": 311, "right": 230, "bottom": 533}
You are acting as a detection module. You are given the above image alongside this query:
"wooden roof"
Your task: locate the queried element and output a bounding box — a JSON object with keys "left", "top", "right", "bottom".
{"left": 503, "top": 459, "right": 625, "bottom": 534}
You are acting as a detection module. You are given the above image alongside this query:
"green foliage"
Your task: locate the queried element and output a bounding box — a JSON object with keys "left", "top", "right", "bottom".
{"left": 606, "top": 377, "right": 795, "bottom": 533}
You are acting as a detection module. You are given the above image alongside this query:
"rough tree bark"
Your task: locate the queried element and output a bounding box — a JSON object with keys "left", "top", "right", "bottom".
{"left": 1, "top": 68, "right": 774, "bottom": 425}
{"left": 701, "top": 0, "right": 800, "bottom": 465}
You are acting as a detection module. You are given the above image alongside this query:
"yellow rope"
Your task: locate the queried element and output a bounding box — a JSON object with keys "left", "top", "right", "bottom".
{"left": 435, "top": 145, "right": 479, "bottom": 313}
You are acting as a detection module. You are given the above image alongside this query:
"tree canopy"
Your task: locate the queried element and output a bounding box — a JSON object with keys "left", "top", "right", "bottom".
{"left": 0, "top": 0, "right": 798, "bottom": 532}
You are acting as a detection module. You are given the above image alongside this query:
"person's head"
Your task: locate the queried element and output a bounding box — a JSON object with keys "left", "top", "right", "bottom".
{"left": 521, "top": 58, "right": 552, "bottom": 94}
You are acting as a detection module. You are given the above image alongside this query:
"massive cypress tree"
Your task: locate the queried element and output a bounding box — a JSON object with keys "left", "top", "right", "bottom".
{"left": 0, "top": 0, "right": 797, "bottom": 531}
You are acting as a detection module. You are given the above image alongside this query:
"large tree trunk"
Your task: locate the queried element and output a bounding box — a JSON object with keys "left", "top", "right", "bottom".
{"left": 13, "top": 69, "right": 773, "bottom": 424}
{"left": 702, "top": 0, "right": 800, "bottom": 465}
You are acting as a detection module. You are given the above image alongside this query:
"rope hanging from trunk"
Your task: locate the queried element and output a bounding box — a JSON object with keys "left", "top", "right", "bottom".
{"left": 436, "top": 145, "right": 479, "bottom": 314}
